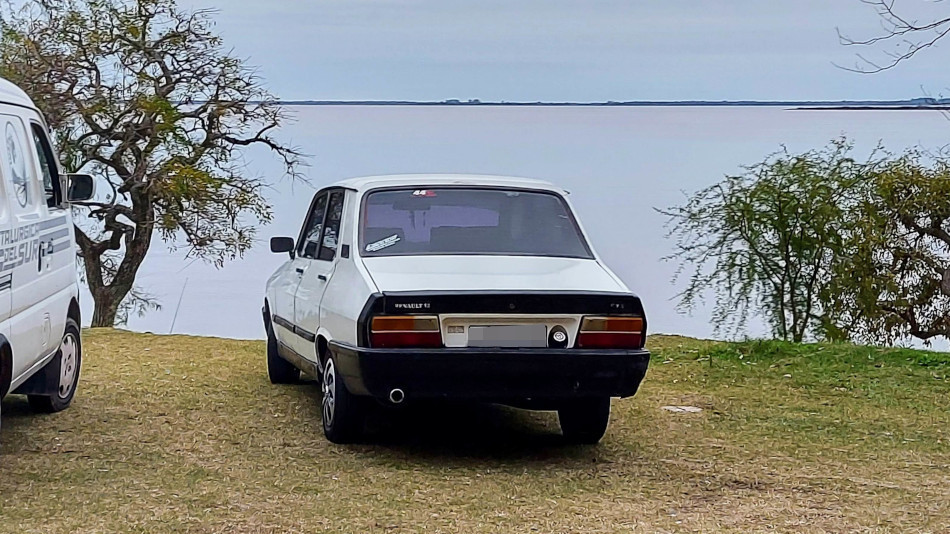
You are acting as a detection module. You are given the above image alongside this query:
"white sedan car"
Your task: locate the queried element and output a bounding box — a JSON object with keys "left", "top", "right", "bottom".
{"left": 263, "top": 175, "right": 650, "bottom": 444}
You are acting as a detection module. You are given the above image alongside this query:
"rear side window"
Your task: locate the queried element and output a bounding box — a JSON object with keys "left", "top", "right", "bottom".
{"left": 298, "top": 193, "right": 328, "bottom": 259}
{"left": 360, "top": 188, "right": 593, "bottom": 259}
{"left": 317, "top": 191, "right": 344, "bottom": 261}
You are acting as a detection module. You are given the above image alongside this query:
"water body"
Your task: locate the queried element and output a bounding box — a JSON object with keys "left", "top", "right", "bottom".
{"left": 86, "top": 106, "right": 949, "bottom": 344}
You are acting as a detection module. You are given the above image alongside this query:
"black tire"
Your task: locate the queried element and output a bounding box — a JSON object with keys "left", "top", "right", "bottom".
{"left": 29, "top": 318, "right": 81, "bottom": 413}
{"left": 321, "top": 352, "right": 365, "bottom": 444}
{"left": 267, "top": 321, "right": 299, "bottom": 384}
{"left": 558, "top": 397, "right": 611, "bottom": 444}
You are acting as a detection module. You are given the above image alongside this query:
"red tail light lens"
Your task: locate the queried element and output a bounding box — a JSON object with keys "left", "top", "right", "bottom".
{"left": 370, "top": 315, "right": 442, "bottom": 348}
{"left": 576, "top": 316, "right": 644, "bottom": 349}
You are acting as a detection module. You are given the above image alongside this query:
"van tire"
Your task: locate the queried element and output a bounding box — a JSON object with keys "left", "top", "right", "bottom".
{"left": 28, "top": 318, "right": 81, "bottom": 413}
{"left": 558, "top": 397, "right": 611, "bottom": 444}
{"left": 267, "top": 321, "right": 299, "bottom": 384}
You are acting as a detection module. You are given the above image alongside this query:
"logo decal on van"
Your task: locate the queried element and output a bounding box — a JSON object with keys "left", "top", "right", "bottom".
{"left": 0, "top": 217, "right": 69, "bottom": 272}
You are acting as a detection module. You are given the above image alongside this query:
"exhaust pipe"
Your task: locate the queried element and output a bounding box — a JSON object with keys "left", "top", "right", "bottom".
{"left": 389, "top": 388, "right": 405, "bottom": 404}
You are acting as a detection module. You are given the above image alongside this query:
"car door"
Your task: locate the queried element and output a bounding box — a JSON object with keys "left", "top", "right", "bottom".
{"left": 0, "top": 111, "right": 52, "bottom": 379}
{"left": 275, "top": 190, "right": 328, "bottom": 356}
{"left": 293, "top": 189, "right": 345, "bottom": 360}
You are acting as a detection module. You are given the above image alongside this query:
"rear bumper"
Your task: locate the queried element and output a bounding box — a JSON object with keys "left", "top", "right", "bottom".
{"left": 330, "top": 341, "right": 650, "bottom": 403}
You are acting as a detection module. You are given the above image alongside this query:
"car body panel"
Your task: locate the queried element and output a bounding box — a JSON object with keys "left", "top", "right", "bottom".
{"left": 267, "top": 260, "right": 302, "bottom": 350}
{"left": 330, "top": 174, "right": 565, "bottom": 195}
{"left": 360, "top": 255, "right": 629, "bottom": 293}
{"left": 299, "top": 189, "right": 377, "bottom": 352}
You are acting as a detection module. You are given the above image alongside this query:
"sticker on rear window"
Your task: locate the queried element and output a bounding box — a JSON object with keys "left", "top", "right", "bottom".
{"left": 366, "top": 234, "right": 401, "bottom": 252}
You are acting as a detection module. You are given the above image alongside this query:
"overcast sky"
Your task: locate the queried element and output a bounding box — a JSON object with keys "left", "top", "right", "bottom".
{"left": 184, "top": 1, "right": 947, "bottom": 101}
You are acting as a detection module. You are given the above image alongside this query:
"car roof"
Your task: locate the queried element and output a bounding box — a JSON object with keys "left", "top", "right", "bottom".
{"left": 326, "top": 174, "right": 568, "bottom": 194}
{"left": 0, "top": 77, "right": 36, "bottom": 109}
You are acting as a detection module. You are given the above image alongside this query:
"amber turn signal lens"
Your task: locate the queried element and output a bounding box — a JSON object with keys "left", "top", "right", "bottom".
{"left": 579, "top": 316, "right": 643, "bottom": 333}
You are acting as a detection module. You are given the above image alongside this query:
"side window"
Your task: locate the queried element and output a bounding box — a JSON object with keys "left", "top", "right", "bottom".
{"left": 297, "top": 193, "right": 328, "bottom": 259}
{"left": 1, "top": 115, "right": 39, "bottom": 215}
{"left": 30, "top": 123, "right": 61, "bottom": 208}
{"left": 317, "top": 191, "right": 345, "bottom": 261}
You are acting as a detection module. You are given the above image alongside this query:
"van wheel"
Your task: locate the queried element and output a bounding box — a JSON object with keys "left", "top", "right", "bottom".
{"left": 321, "top": 353, "right": 364, "bottom": 444}
{"left": 267, "top": 321, "right": 299, "bottom": 384}
{"left": 29, "top": 318, "right": 81, "bottom": 413}
{"left": 558, "top": 397, "right": 611, "bottom": 444}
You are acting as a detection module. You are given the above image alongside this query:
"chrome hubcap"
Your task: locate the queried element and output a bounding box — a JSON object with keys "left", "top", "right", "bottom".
{"left": 322, "top": 359, "right": 336, "bottom": 427}
{"left": 58, "top": 333, "right": 78, "bottom": 399}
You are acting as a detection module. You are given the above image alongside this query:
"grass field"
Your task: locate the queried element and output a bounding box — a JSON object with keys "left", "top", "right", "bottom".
{"left": 0, "top": 329, "right": 948, "bottom": 533}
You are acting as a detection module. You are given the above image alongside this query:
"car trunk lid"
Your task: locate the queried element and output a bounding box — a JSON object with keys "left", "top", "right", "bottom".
{"left": 361, "top": 255, "right": 627, "bottom": 293}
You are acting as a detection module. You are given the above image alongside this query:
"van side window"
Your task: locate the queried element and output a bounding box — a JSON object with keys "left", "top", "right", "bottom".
{"left": 1, "top": 115, "right": 39, "bottom": 215}
{"left": 29, "top": 123, "right": 61, "bottom": 208}
{"left": 298, "top": 192, "right": 328, "bottom": 259}
{"left": 317, "top": 191, "right": 344, "bottom": 261}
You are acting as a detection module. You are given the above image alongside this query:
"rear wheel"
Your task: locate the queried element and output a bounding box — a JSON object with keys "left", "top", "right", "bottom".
{"left": 29, "top": 318, "right": 81, "bottom": 413}
{"left": 321, "top": 353, "right": 365, "bottom": 444}
{"left": 558, "top": 397, "right": 611, "bottom": 444}
{"left": 267, "top": 321, "right": 299, "bottom": 384}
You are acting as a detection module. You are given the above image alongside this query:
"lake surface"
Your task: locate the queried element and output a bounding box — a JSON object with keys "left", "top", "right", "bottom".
{"left": 89, "top": 105, "right": 950, "bottom": 343}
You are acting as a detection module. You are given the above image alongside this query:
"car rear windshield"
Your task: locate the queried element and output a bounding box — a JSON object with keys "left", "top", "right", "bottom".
{"left": 360, "top": 188, "right": 594, "bottom": 258}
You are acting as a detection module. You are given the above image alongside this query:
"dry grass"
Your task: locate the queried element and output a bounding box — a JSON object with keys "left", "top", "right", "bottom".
{"left": 1, "top": 329, "right": 948, "bottom": 533}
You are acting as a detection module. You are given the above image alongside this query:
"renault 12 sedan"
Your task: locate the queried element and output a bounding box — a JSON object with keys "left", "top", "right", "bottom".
{"left": 263, "top": 174, "right": 650, "bottom": 444}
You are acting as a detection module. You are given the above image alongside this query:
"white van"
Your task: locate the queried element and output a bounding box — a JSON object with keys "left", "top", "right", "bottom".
{"left": 0, "top": 77, "right": 94, "bottom": 432}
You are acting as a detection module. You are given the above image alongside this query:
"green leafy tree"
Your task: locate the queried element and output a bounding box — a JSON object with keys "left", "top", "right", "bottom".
{"left": 832, "top": 2, "right": 950, "bottom": 344}
{"left": 661, "top": 140, "right": 875, "bottom": 342}
{"left": 0, "top": 0, "right": 302, "bottom": 326}
{"left": 827, "top": 152, "right": 950, "bottom": 344}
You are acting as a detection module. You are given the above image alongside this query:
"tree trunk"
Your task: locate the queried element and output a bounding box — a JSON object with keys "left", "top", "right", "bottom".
{"left": 90, "top": 288, "right": 122, "bottom": 327}
{"left": 75, "top": 198, "right": 155, "bottom": 328}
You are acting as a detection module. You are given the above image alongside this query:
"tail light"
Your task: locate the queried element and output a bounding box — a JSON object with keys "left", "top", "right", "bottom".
{"left": 576, "top": 316, "right": 645, "bottom": 349}
{"left": 370, "top": 315, "right": 443, "bottom": 348}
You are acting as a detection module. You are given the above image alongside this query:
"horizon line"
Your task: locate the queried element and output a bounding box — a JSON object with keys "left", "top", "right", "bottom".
{"left": 266, "top": 97, "right": 949, "bottom": 108}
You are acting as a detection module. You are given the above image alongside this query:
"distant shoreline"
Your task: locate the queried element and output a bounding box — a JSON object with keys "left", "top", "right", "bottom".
{"left": 795, "top": 106, "right": 950, "bottom": 111}
{"left": 272, "top": 99, "right": 950, "bottom": 109}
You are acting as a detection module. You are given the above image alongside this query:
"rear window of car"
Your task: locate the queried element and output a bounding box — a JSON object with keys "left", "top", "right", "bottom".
{"left": 360, "top": 188, "right": 594, "bottom": 259}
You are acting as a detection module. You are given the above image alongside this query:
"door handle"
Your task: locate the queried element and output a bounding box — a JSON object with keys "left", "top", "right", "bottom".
{"left": 295, "top": 267, "right": 305, "bottom": 274}
{"left": 317, "top": 274, "right": 327, "bottom": 281}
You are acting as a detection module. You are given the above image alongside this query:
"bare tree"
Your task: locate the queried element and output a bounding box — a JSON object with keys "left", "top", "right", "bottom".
{"left": 839, "top": 0, "right": 950, "bottom": 72}
{"left": 0, "top": 0, "right": 304, "bottom": 326}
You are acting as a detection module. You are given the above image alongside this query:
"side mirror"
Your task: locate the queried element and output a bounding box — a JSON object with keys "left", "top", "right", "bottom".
{"left": 270, "top": 236, "right": 295, "bottom": 258}
{"left": 66, "top": 173, "right": 95, "bottom": 202}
